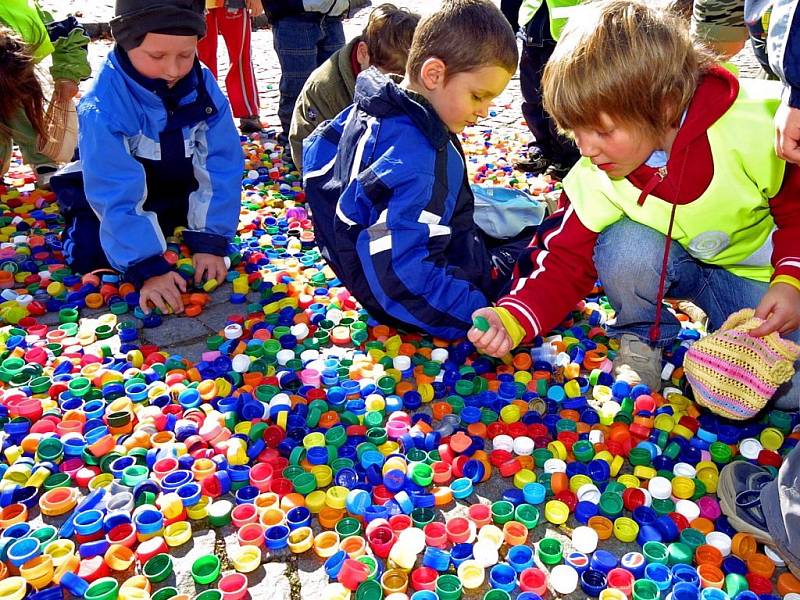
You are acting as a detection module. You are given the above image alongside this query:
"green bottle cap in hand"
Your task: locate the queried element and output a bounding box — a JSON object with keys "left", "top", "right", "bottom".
{"left": 473, "top": 316, "right": 490, "bottom": 332}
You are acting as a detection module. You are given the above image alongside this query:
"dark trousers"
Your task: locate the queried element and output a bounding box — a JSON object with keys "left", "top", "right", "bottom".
{"left": 272, "top": 14, "right": 345, "bottom": 139}
{"left": 51, "top": 168, "right": 189, "bottom": 275}
{"left": 501, "top": 0, "right": 524, "bottom": 33}
{"left": 519, "top": 4, "right": 580, "bottom": 165}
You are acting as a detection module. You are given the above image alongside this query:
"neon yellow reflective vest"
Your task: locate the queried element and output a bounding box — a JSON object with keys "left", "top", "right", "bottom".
{"left": 563, "top": 80, "right": 785, "bottom": 283}
{"left": 519, "top": 0, "right": 582, "bottom": 40}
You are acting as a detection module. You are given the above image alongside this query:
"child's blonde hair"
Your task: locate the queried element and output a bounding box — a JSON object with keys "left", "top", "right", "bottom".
{"left": 362, "top": 4, "right": 420, "bottom": 75}
{"left": 406, "top": 0, "right": 518, "bottom": 82}
{"left": 543, "top": 0, "right": 717, "bottom": 140}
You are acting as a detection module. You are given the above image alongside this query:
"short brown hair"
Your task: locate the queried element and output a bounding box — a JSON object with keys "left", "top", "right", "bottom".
{"left": 406, "top": 0, "right": 518, "bottom": 82}
{"left": 361, "top": 4, "right": 420, "bottom": 75}
{"left": 543, "top": 0, "right": 717, "bottom": 140}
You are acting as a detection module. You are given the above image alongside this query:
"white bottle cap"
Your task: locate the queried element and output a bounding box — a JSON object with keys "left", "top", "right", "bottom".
{"left": 705, "top": 532, "right": 732, "bottom": 556}
{"left": 764, "top": 545, "right": 785, "bottom": 566}
{"left": 550, "top": 564, "right": 579, "bottom": 595}
{"left": 648, "top": 476, "right": 672, "bottom": 500}
{"left": 492, "top": 435, "right": 514, "bottom": 453}
{"left": 674, "top": 499, "right": 701, "bottom": 521}
{"left": 673, "top": 462, "right": 697, "bottom": 478}
{"left": 572, "top": 525, "right": 599, "bottom": 554}
{"left": 393, "top": 356, "right": 411, "bottom": 371}
{"left": 430, "top": 348, "right": 449, "bottom": 363}
{"left": 472, "top": 539, "right": 499, "bottom": 568}
{"left": 543, "top": 458, "right": 567, "bottom": 474}
{"left": 738, "top": 438, "right": 764, "bottom": 460}
{"left": 397, "top": 526, "right": 426, "bottom": 555}
{"left": 576, "top": 484, "right": 601, "bottom": 504}
{"left": 231, "top": 354, "right": 252, "bottom": 373}
{"left": 513, "top": 436, "right": 535, "bottom": 456}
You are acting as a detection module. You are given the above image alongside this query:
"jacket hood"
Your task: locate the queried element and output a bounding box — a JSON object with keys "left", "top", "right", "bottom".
{"left": 628, "top": 65, "right": 740, "bottom": 206}
{"left": 353, "top": 69, "right": 451, "bottom": 150}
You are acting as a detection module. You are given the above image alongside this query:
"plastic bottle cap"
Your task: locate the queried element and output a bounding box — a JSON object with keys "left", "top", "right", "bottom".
{"left": 551, "top": 564, "right": 579, "bottom": 595}
{"left": 572, "top": 526, "right": 599, "bottom": 554}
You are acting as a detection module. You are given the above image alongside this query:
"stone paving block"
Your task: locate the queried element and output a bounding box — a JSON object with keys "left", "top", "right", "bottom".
{"left": 195, "top": 300, "right": 245, "bottom": 334}
{"left": 297, "top": 554, "right": 331, "bottom": 600}
{"left": 141, "top": 316, "right": 214, "bottom": 347}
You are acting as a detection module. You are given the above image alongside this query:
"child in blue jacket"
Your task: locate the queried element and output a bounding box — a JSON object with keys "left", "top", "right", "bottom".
{"left": 52, "top": 0, "right": 243, "bottom": 315}
{"left": 303, "top": 0, "right": 529, "bottom": 340}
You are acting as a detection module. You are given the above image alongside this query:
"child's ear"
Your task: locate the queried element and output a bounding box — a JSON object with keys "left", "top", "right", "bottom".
{"left": 355, "top": 41, "right": 370, "bottom": 69}
{"left": 419, "top": 57, "right": 447, "bottom": 90}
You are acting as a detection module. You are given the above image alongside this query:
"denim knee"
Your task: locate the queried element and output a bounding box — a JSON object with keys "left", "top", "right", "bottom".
{"left": 594, "top": 218, "right": 667, "bottom": 299}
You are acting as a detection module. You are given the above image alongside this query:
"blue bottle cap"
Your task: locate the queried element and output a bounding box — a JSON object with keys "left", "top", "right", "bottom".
{"left": 654, "top": 515, "right": 680, "bottom": 542}
{"left": 645, "top": 562, "right": 673, "bottom": 591}
{"left": 580, "top": 569, "right": 608, "bottom": 597}
{"left": 721, "top": 556, "right": 747, "bottom": 575}
{"left": 569, "top": 501, "right": 595, "bottom": 525}
{"left": 590, "top": 549, "right": 618, "bottom": 573}
{"left": 671, "top": 564, "right": 701, "bottom": 588}
{"left": 637, "top": 524, "right": 663, "bottom": 546}
{"left": 507, "top": 545, "right": 534, "bottom": 573}
{"left": 672, "top": 582, "right": 701, "bottom": 600}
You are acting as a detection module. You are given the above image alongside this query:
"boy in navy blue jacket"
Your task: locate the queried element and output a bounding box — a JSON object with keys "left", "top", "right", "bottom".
{"left": 52, "top": 0, "right": 243, "bottom": 315}
{"left": 303, "top": 0, "right": 527, "bottom": 340}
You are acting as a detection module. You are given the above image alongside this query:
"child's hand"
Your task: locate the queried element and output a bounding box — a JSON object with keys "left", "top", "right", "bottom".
{"left": 468, "top": 308, "right": 513, "bottom": 357}
{"left": 140, "top": 272, "right": 186, "bottom": 315}
{"left": 193, "top": 253, "right": 227, "bottom": 286}
{"left": 751, "top": 282, "right": 800, "bottom": 337}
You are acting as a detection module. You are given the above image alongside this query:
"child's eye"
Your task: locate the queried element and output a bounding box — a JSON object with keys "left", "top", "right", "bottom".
{"left": 472, "top": 94, "right": 481, "bottom": 102}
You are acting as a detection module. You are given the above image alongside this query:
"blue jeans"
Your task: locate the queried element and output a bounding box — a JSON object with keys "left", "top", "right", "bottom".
{"left": 272, "top": 15, "right": 345, "bottom": 138}
{"left": 594, "top": 219, "right": 800, "bottom": 409}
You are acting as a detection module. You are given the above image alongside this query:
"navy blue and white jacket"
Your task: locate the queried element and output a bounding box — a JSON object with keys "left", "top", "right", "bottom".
{"left": 302, "top": 70, "right": 493, "bottom": 340}
{"left": 77, "top": 47, "right": 243, "bottom": 287}
{"left": 765, "top": 0, "right": 800, "bottom": 107}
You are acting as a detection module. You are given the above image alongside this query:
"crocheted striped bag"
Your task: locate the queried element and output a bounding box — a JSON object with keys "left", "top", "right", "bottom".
{"left": 684, "top": 309, "right": 800, "bottom": 420}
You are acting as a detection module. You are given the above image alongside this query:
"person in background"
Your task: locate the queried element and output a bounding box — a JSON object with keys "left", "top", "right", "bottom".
{"left": 514, "top": 0, "right": 581, "bottom": 180}
{"left": 0, "top": 0, "right": 90, "bottom": 187}
{"left": 501, "top": 0, "right": 524, "bottom": 31}
{"left": 198, "top": 0, "right": 263, "bottom": 134}
{"left": 289, "top": 3, "right": 420, "bottom": 171}
{"left": 265, "top": 0, "right": 350, "bottom": 143}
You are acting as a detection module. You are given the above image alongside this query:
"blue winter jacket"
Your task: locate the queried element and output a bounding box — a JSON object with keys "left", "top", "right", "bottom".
{"left": 764, "top": 0, "right": 800, "bottom": 107}
{"left": 302, "top": 70, "right": 493, "bottom": 340}
{"left": 77, "top": 47, "right": 243, "bottom": 286}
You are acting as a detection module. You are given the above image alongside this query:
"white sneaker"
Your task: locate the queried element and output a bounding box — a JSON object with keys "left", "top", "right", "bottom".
{"left": 613, "top": 333, "right": 664, "bottom": 391}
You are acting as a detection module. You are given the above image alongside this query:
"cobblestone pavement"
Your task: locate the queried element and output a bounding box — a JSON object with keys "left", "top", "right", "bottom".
{"left": 34, "top": 2, "right": 771, "bottom": 599}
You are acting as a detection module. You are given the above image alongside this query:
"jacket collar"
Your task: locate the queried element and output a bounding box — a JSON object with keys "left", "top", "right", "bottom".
{"left": 353, "top": 69, "right": 452, "bottom": 150}
{"left": 112, "top": 45, "right": 217, "bottom": 131}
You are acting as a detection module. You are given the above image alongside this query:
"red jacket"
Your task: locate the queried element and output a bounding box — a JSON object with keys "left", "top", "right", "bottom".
{"left": 497, "top": 66, "right": 800, "bottom": 342}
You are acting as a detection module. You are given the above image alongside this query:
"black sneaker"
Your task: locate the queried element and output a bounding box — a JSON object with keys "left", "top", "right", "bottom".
{"left": 544, "top": 161, "right": 572, "bottom": 181}
{"left": 239, "top": 116, "right": 263, "bottom": 134}
{"left": 513, "top": 147, "right": 551, "bottom": 174}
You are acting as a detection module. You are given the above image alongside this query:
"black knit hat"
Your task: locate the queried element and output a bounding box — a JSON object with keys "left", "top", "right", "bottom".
{"left": 111, "top": 0, "right": 206, "bottom": 52}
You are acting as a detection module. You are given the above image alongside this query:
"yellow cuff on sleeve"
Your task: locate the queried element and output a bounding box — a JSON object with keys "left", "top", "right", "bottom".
{"left": 771, "top": 275, "right": 800, "bottom": 293}
{"left": 492, "top": 307, "right": 527, "bottom": 348}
